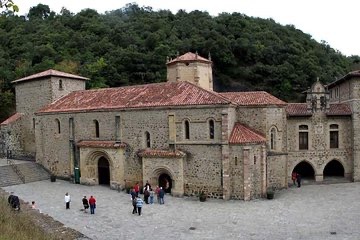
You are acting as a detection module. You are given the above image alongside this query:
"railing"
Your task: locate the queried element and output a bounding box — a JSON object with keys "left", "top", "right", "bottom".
{"left": 7, "top": 158, "right": 25, "bottom": 184}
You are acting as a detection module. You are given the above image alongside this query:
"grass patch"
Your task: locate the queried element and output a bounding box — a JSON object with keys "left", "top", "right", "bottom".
{"left": 0, "top": 196, "right": 53, "bottom": 240}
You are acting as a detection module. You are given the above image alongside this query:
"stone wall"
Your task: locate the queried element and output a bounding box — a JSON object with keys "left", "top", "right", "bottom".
{"left": 267, "top": 153, "right": 287, "bottom": 189}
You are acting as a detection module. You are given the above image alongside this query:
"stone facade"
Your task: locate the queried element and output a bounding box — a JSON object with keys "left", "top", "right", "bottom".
{"left": 2, "top": 53, "right": 359, "bottom": 201}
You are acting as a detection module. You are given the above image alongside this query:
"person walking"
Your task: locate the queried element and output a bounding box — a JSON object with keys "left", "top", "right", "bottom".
{"left": 136, "top": 196, "right": 144, "bottom": 216}
{"left": 159, "top": 187, "right": 165, "bottom": 205}
{"left": 149, "top": 188, "right": 154, "bottom": 204}
{"left": 89, "top": 195, "right": 96, "bottom": 214}
{"left": 134, "top": 182, "right": 140, "bottom": 197}
{"left": 296, "top": 173, "right": 302, "bottom": 188}
{"left": 132, "top": 196, "right": 138, "bottom": 214}
{"left": 64, "top": 192, "right": 71, "bottom": 209}
{"left": 291, "top": 172, "right": 297, "bottom": 186}
{"left": 82, "top": 196, "right": 89, "bottom": 213}
{"left": 155, "top": 186, "right": 160, "bottom": 204}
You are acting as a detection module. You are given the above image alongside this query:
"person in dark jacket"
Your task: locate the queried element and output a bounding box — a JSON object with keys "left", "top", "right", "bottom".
{"left": 159, "top": 187, "right": 165, "bottom": 204}
{"left": 132, "top": 197, "right": 137, "bottom": 214}
{"left": 82, "top": 196, "right": 89, "bottom": 213}
{"left": 296, "top": 173, "right": 302, "bottom": 188}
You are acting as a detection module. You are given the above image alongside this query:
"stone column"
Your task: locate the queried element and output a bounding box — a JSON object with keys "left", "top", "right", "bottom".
{"left": 221, "top": 111, "right": 230, "bottom": 200}
{"left": 243, "top": 147, "right": 251, "bottom": 201}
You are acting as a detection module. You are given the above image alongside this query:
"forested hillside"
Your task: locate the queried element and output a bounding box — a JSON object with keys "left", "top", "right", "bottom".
{"left": 0, "top": 3, "right": 359, "bottom": 122}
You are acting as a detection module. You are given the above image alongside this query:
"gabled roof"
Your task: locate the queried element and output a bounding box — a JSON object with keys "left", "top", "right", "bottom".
{"left": 12, "top": 69, "right": 89, "bottom": 83}
{"left": 327, "top": 70, "right": 360, "bottom": 88}
{"left": 167, "top": 52, "right": 212, "bottom": 65}
{"left": 138, "top": 149, "right": 186, "bottom": 158}
{"left": 37, "top": 81, "right": 231, "bottom": 114}
{"left": 0, "top": 113, "right": 22, "bottom": 126}
{"left": 77, "top": 140, "right": 127, "bottom": 149}
{"left": 220, "top": 92, "right": 286, "bottom": 106}
{"left": 286, "top": 103, "right": 352, "bottom": 116}
{"left": 229, "top": 123, "right": 266, "bottom": 144}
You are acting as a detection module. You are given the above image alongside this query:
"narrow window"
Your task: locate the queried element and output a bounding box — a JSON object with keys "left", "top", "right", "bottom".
{"left": 184, "top": 120, "right": 190, "bottom": 140}
{"left": 299, "top": 125, "right": 308, "bottom": 150}
{"left": 254, "top": 156, "right": 257, "bottom": 165}
{"left": 55, "top": 118, "right": 61, "bottom": 134}
{"left": 235, "top": 156, "right": 238, "bottom": 166}
{"left": 59, "top": 79, "right": 63, "bottom": 90}
{"left": 94, "top": 120, "right": 99, "bottom": 138}
{"left": 209, "top": 120, "right": 214, "bottom": 139}
{"left": 33, "top": 118, "right": 35, "bottom": 129}
{"left": 330, "top": 124, "right": 339, "bottom": 148}
{"left": 145, "top": 131, "right": 151, "bottom": 148}
{"left": 115, "top": 116, "right": 120, "bottom": 141}
{"left": 270, "top": 128, "right": 276, "bottom": 150}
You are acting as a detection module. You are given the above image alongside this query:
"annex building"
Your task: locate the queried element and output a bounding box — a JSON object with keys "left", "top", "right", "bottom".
{"left": 1, "top": 52, "right": 359, "bottom": 200}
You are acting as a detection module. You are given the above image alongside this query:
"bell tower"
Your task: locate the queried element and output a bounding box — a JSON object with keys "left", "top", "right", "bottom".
{"left": 306, "top": 78, "right": 330, "bottom": 112}
{"left": 166, "top": 52, "right": 213, "bottom": 91}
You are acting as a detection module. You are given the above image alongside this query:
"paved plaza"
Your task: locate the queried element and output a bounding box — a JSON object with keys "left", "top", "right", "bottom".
{"left": 2, "top": 180, "right": 360, "bottom": 240}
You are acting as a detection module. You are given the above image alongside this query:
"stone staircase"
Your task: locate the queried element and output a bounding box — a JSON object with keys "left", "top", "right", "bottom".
{"left": 0, "top": 162, "right": 50, "bottom": 187}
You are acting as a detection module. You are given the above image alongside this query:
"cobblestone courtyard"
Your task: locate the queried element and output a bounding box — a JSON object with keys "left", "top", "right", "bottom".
{"left": 3, "top": 180, "right": 360, "bottom": 240}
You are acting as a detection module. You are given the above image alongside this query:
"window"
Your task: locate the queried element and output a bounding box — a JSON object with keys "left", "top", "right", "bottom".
{"left": 184, "top": 120, "right": 190, "bottom": 140}
{"left": 270, "top": 128, "right": 276, "bottom": 150}
{"left": 299, "top": 125, "right": 309, "bottom": 150}
{"left": 234, "top": 156, "right": 238, "bottom": 166}
{"left": 33, "top": 118, "right": 35, "bottom": 129}
{"left": 55, "top": 119, "right": 61, "bottom": 134}
{"left": 145, "top": 131, "right": 151, "bottom": 148}
{"left": 94, "top": 120, "right": 99, "bottom": 138}
{"left": 59, "top": 79, "right": 63, "bottom": 90}
{"left": 330, "top": 124, "right": 339, "bottom": 148}
{"left": 115, "top": 116, "right": 120, "bottom": 141}
{"left": 254, "top": 156, "right": 257, "bottom": 165}
{"left": 209, "top": 120, "right": 214, "bottom": 139}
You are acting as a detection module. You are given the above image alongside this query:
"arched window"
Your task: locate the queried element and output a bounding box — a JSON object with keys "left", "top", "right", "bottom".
{"left": 270, "top": 128, "right": 276, "bottom": 150}
{"left": 59, "top": 79, "right": 63, "bottom": 90}
{"left": 209, "top": 119, "right": 214, "bottom": 139}
{"left": 94, "top": 120, "right": 99, "bottom": 138}
{"left": 184, "top": 120, "right": 190, "bottom": 140}
{"left": 55, "top": 119, "right": 61, "bottom": 134}
{"left": 299, "top": 125, "right": 308, "bottom": 150}
{"left": 145, "top": 131, "right": 151, "bottom": 148}
{"left": 329, "top": 124, "right": 339, "bottom": 148}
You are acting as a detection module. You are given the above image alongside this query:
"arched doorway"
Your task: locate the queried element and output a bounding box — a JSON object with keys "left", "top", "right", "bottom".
{"left": 98, "top": 157, "right": 110, "bottom": 185}
{"left": 323, "top": 160, "right": 344, "bottom": 178}
{"left": 158, "top": 173, "right": 172, "bottom": 193}
{"left": 293, "top": 161, "right": 315, "bottom": 179}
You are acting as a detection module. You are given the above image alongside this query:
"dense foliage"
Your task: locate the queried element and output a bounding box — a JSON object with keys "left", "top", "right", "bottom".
{"left": 0, "top": 3, "right": 359, "bottom": 122}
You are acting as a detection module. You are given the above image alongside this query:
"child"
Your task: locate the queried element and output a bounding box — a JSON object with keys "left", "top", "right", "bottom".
{"left": 149, "top": 189, "right": 154, "bottom": 204}
{"left": 82, "top": 196, "right": 89, "bottom": 213}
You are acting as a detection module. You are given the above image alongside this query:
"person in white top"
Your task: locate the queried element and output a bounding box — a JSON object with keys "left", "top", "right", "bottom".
{"left": 64, "top": 192, "right": 71, "bottom": 209}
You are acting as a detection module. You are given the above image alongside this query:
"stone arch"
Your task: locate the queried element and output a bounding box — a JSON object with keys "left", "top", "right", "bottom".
{"left": 323, "top": 159, "right": 345, "bottom": 178}
{"left": 85, "top": 150, "right": 114, "bottom": 185}
{"left": 152, "top": 167, "right": 175, "bottom": 194}
{"left": 292, "top": 160, "right": 316, "bottom": 179}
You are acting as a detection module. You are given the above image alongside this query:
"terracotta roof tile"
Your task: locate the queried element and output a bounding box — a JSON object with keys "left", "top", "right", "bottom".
{"left": 229, "top": 123, "right": 266, "bottom": 144}
{"left": 138, "top": 149, "right": 186, "bottom": 158}
{"left": 0, "top": 113, "right": 22, "bottom": 125}
{"left": 286, "top": 103, "right": 312, "bottom": 116}
{"left": 77, "top": 140, "right": 127, "bottom": 149}
{"left": 37, "top": 81, "right": 230, "bottom": 114}
{"left": 12, "top": 69, "right": 89, "bottom": 83}
{"left": 167, "top": 52, "right": 211, "bottom": 65}
{"left": 286, "top": 103, "right": 352, "bottom": 116}
{"left": 327, "top": 70, "right": 360, "bottom": 88}
{"left": 220, "top": 92, "right": 286, "bottom": 106}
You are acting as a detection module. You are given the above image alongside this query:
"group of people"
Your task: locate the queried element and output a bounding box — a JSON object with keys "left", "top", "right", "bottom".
{"left": 64, "top": 192, "right": 97, "bottom": 214}
{"left": 130, "top": 181, "right": 166, "bottom": 216}
{"left": 292, "top": 172, "right": 302, "bottom": 188}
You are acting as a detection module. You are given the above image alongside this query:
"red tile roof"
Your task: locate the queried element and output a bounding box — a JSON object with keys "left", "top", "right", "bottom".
{"left": 286, "top": 103, "right": 352, "bottom": 116}
{"left": 0, "top": 113, "right": 22, "bottom": 125}
{"left": 138, "top": 149, "right": 186, "bottom": 158}
{"left": 37, "top": 81, "right": 231, "bottom": 114}
{"left": 229, "top": 123, "right": 266, "bottom": 144}
{"left": 220, "top": 92, "right": 286, "bottom": 106}
{"left": 12, "top": 69, "right": 89, "bottom": 83}
{"left": 167, "top": 52, "right": 212, "bottom": 65}
{"left": 327, "top": 70, "right": 360, "bottom": 88}
{"left": 77, "top": 140, "right": 127, "bottom": 149}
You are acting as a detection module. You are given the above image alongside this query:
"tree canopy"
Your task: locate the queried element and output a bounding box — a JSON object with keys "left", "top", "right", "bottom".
{"left": 0, "top": 3, "right": 358, "bottom": 122}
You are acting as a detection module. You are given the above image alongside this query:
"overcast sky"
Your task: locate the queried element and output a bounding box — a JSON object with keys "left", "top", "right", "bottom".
{"left": 14, "top": 0, "right": 360, "bottom": 56}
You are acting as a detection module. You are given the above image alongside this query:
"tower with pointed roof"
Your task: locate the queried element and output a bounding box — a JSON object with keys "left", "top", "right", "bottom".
{"left": 166, "top": 52, "right": 213, "bottom": 91}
